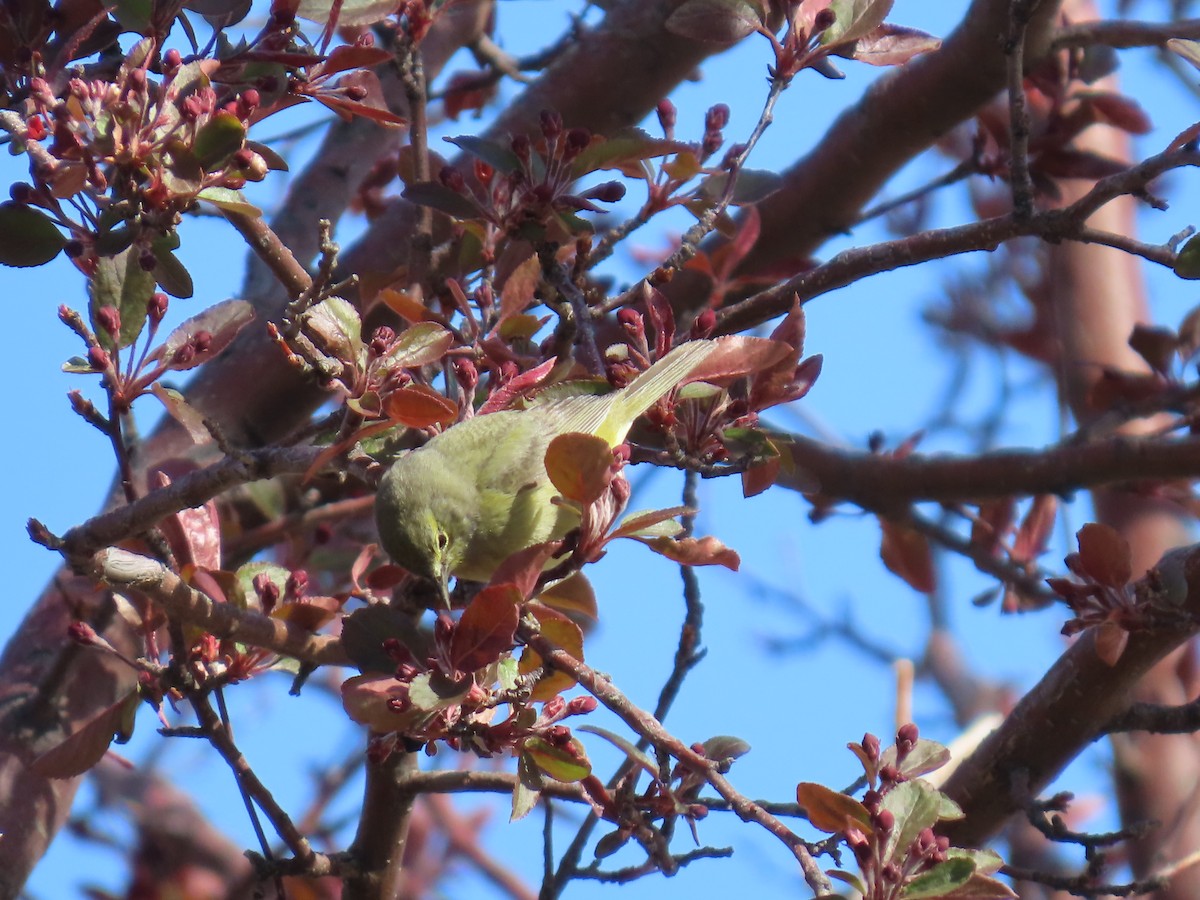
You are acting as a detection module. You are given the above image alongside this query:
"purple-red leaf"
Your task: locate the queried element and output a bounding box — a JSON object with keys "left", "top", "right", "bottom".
{"left": 879, "top": 518, "right": 935, "bottom": 594}
{"left": 450, "top": 584, "right": 520, "bottom": 672}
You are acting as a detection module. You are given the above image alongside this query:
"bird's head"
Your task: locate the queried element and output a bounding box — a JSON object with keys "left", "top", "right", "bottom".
{"left": 376, "top": 455, "right": 478, "bottom": 607}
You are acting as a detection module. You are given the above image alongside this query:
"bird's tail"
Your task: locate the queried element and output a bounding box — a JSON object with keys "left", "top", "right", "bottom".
{"left": 597, "top": 339, "right": 718, "bottom": 446}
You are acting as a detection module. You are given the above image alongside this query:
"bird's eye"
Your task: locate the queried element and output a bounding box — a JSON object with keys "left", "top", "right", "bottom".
{"left": 436, "top": 532, "right": 450, "bottom": 550}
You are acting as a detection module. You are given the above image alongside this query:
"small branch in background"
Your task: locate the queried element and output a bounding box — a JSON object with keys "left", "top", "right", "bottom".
{"left": 1051, "top": 17, "right": 1200, "bottom": 50}
{"left": 397, "top": 32, "right": 433, "bottom": 276}
{"left": 1005, "top": 0, "right": 1039, "bottom": 221}
{"left": 1104, "top": 695, "right": 1200, "bottom": 734}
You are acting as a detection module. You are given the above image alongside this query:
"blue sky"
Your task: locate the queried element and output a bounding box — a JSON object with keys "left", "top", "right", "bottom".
{"left": 5, "top": 1, "right": 1200, "bottom": 896}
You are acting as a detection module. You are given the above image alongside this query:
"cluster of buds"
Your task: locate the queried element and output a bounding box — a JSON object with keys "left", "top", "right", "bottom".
{"left": 16, "top": 41, "right": 270, "bottom": 276}
{"left": 434, "top": 109, "right": 626, "bottom": 239}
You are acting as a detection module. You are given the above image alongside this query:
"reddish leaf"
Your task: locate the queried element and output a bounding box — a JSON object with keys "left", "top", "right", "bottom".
{"left": 273, "top": 596, "right": 343, "bottom": 632}
{"left": 519, "top": 605, "right": 584, "bottom": 701}
{"left": 151, "top": 468, "right": 222, "bottom": 571}
{"left": 150, "top": 383, "right": 211, "bottom": 444}
{"left": 1076, "top": 523, "right": 1132, "bottom": 588}
{"left": 341, "top": 674, "right": 416, "bottom": 731}
{"left": 1033, "top": 148, "right": 1128, "bottom": 181}
{"left": 796, "top": 782, "right": 872, "bottom": 833}
{"left": 545, "top": 433, "right": 615, "bottom": 506}
{"left": 31, "top": 690, "right": 139, "bottom": 778}
{"left": 1078, "top": 91, "right": 1152, "bottom": 135}
{"left": 539, "top": 573, "right": 598, "bottom": 620}
{"left": 1011, "top": 494, "right": 1057, "bottom": 565}
{"left": 150, "top": 298, "right": 255, "bottom": 371}
{"left": 378, "top": 286, "right": 444, "bottom": 324}
{"left": 314, "top": 43, "right": 393, "bottom": 77}
{"left": 385, "top": 385, "right": 458, "bottom": 428}
{"left": 741, "top": 456, "right": 781, "bottom": 498}
{"left": 489, "top": 542, "right": 564, "bottom": 599}
{"left": 478, "top": 357, "right": 558, "bottom": 414}
{"left": 451, "top": 584, "right": 520, "bottom": 672}
{"left": 1128, "top": 323, "right": 1178, "bottom": 376}
{"left": 838, "top": 24, "right": 941, "bottom": 66}
{"left": 879, "top": 518, "right": 936, "bottom": 594}
{"left": 610, "top": 506, "right": 692, "bottom": 539}
{"left": 970, "top": 498, "right": 1016, "bottom": 557}
{"left": 499, "top": 252, "right": 541, "bottom": 323}
{"left": 1093, "top": 621, "right": 1130, "bottom": 666}
{"left": 638, "top": 535, "right": 741, "bottom": 570}
{"left": 684, "top": 335, "right": 792, "bottom": 385}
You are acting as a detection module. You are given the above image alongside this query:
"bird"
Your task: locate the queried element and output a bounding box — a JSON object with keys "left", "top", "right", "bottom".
{"left": 374, "top": 339, "right": 718, "bottom": 603}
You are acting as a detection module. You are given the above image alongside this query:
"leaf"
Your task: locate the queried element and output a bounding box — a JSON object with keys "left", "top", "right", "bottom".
{"left": 312, "top": 70, "right": 406, "bottom": 126}
{"left": 611, "top": 506, "right": 692, "bottom": 540}
{"left": 381, "top": 321, "right": 454, "bottom": 368}
{"left": 89, "top": 247, "right": 155, "bottom": 350}
{"left": 545, "top": 433, "right": 615, "bottom": 506}
{"left": 638, "top": 535, "right": 741, "bottom": 570}
{"left": 408, "top": 670, "right": 473, "bottom": 712}
{"left": 151, "top": 298, "right": 255, "bottom": 370}
{"left": 295, "top": 0, "right": 397, "bottom": 26}
{"left": 821, "top": 0, "right": 893, "bottom": 49}
{"left": 665, "top": 0, "right": 764, "bottom": 44}
{"left": 305, "top": 295, "right": 363, "bottom": 366}
{"left": 150, "top": 383, "right": 211, "bottom": 444}
{"left": 701, "top": 735, "right": 751, "bottom": 761}
{"left": 444, "top": 134, "right": 523, "bottom": 173}
{"left": 1010, "top": 494, "right": 1057, "bottom": 565}
{"left": 579, "top": 725, "right": 660, "bottom": 779}
{"left": 937, "top": 874, "right": 1018, "bottom": 899}
{"left": 697, "top": 169, "right": 784, "bottom": 205}
{"left": 341, "top": 674, "right": 417, "bottom": 730}
{"left": 1075, "top": 522, "right": 1132, "bottom": 588}
{"left": 881, "top": 738, "right": 950, "bottom": 780}
{"left": 881, "top": 780, "right": 961, "bottom": 866}
{"left": 385, "top": 385, "right": 458, "bottom": 428}
{"left": 0, "top": 202, "right": 65, "bottom": 267}
{"left": 401, "top": 181, "right": 482, "bottom": 220}
{"left": 489, "top": 542, "right": 565, "bottom": 600}
{"left": 499, "top": 252, "right": 542, "bottom": 322}
{"left": 879, "top": 518, "right": 935, "bottom": 593}
{"left": 151, "top": 235, "right": 194, "bottom": 299}
{"left": 511, "top": 764, "right": 541, "bottom": 821}
{"left": 450, "top": 584, "right": 520, "bottom": 672}
{"left": 196, "top": 186, "right": 261, "bottom": 216}
{"left": 538, "top": 573, "right": 598, "bottom": 619}
{"left": 571, "top": 128, "right": 691, "bottom": 178}
{"left": 742, "top": 456, "right": 781, "bottom": 497}
{"left": 1094, "top": 621, "right": 1130, "bottom": 666}
{"left": 901, "top": 857, "right": 977, "bottom": 899}
{"left": 1167, "top": 38, "right": 1200, "bottom": 73}
{"left": 837, "top": 23, "right": 940, "bottom": 66}
{"left": 193, "top": 111, "right": 246, "bottom": 169}
{"left": 796, "top": 782, "right": 872, "bottom": 833}
{"left": 478, "top": 356, "right": 558, "bottom": 414}
{"left": 683, "top": 336, "right": 792, "bottom": 384}
{"left": 519, "top": 605, "right": 585, "bottom": 701}
{"left": 522, "top": 735, "right": 591, "bottom": 783}
{"left": 30, "top": 690, "right": 140, "bottom": 778}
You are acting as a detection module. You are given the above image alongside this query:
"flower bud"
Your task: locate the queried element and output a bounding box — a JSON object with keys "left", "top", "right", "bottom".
{"left": 438, "top": 165, "right": 465, "bottom": 192}
{"left": 95, "top": 305, "right": 121, "bottom": 339}
{"left": 87, "top": 345, "right": 111, "bottom": 371}
{"left": 539, "top": 109, "right": 562, "bottom": 141}
{"left": 690, "top": 308, "right": 717, "bottom": 339}
{"left": 705, "top": 103, "right": 730, "bottom": 133}
{"left": 656, "top": 98, "right": 676, "bottom": 134}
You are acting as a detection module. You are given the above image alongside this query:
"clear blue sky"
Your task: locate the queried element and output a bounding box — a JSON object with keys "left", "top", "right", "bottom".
{"left": 5, "top": 2, "right": 1199, "bottom": 896}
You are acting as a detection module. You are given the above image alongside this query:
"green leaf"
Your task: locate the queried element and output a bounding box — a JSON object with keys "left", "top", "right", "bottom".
{"left": 151, "top": 233, "right": 193, "bottom": 298}
{"left": 295, "top": 0, "right": 397, "bottom": 27}
{"left": 305, "top": 296, "right": 364, "bottom": 367}
{"left": 881, "top": 738, "right": 951, "bottom": 780}
{"left": 523, "top": 735, "right": 591, "bottom": 783}
{"left": 197, "top": 186, "right": 261, "bottom": 217}
{"left": 900, "top": 857, "right": 977, "bottom": 899}
{"left": 408, "top": 671, "right": 472, "bottom": 712}
{"left": 193, "top": 111, "right": 246, "bottom": 170}
{"left": 881, "top": 780, "right": 960, "bottom": 866}
{"left": 0, "top": 203, "right": 65, "bottom": 267}
{"left": 401, "top": 181, "right": 482, "bottom": 220}
{"left": 697, "top": 169, "right": 784, "bottom": 205}
{"left": 382, "top": 322, "right": 454, "bottom": 369}
{"left": 701, "top": 735, "right": 751, "bottom": 761}
{"left": 821, "top": 0, "right": 894, "bottom": 48}
{"left": 89, "top": 247, "right": 155, "bottom": 350}
{"left": 579, "top": 725, "right": 660, "bottom": 780}
{"left": 444, "top": 134, "right": 523, "bottom": 173}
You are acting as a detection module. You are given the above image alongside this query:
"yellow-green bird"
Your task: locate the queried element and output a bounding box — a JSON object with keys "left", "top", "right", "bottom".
{"left": 374, "top": 339, "right": 718, "bottom": 602}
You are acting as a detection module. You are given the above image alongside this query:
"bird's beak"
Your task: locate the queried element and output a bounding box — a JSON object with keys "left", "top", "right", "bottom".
{"left": 436, "top": 566, "right": 453, "bottom": 610}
